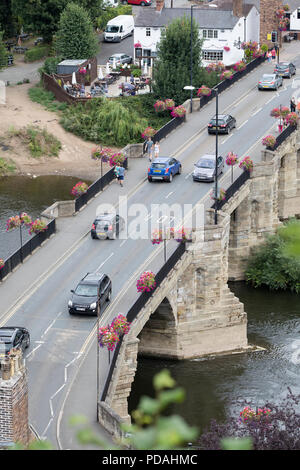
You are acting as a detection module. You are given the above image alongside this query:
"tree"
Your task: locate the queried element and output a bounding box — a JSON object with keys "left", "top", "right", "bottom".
{"left": 0, "top": 31, "right": 8, "bottom": 69}
{"left": 152, "top": 16, "right": 203, "bottom": 106}
{"left": 55, "top": 2, "right": 99, "bottom": 60}
{"left": 0, "top": 0, "right": 18, "bottom": 38}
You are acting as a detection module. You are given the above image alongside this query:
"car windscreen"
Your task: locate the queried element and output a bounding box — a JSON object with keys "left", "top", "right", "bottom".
{"left": 0, "top": 337, "right": 12, "bottom": 344}
{"left": 196, "top": 159, "right": 214, "bottom": 169}
{"left": 262, "top": 75, "right": 274, "bottom": 80}
{"left": 106, "top": 26, "right": 119, "bottom": 33}
{"left": 152, "top": 163, "right": 167, "bottom": 169}
{"left": 96, "top": 220, "right": 110, "bottom": 228}
{"left": 276, "top": 64, "right": 289, "bottom": 69}
{"left": 75, "top": 284, "right": 98, "bottom": 296}
{"left": 210, "top": 119, "right": 226, "bottom": 125}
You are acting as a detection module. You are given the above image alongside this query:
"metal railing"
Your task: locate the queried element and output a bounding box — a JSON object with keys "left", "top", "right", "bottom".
{"left": 0, "top": 219, "right": 56, "bottom": 282}
{"left": 142, "top": 116, "right": 185, "bottom": 153}
{"left": 100, "top": 241, "right": 186, "bottom": 402}
{"left": 267, "top": 124, "right": 297, "bottom": 151}
{"left": 211, "top": 170, "right": 251, "bottom": 211}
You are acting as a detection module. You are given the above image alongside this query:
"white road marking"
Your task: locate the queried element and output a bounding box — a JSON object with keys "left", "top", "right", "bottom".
{"left": 265, "top": 96, "right": 275, "bottom": 104}
{"left": 25, "top": 343, "right": 42, "bottom": 360}
{"left": 185, "top": 171, "right": 193, "bottom": 180}
{"left": 95, "top": 252, "right": 114, "bottom": 271}
{"left": 237, "top": 119, "right": 248, "bottom": 130}
{"left": 41, "top": 311, "right": 63, "bottom": 339}
{"left": 222, "top": 135, "right": 232, "bottom": 143}
{"left": 165, "top": 191, "right": 174, "bottom": 199}
{"left": 251, "top": 107, "right": 262, "bottom": 116}
{"left": 120, "top": 239, "right": 127, "bottom": 247}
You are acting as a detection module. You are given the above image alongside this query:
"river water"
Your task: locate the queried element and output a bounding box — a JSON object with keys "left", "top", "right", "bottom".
{"left": 0, "top": 175, "right": 85, "bottom": 259}
{"left": 128, "top": 282, "right": 300, "bottom": 435}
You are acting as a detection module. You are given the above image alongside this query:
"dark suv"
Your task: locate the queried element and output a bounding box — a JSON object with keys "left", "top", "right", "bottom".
{"left": 0, "top": 327, "right": 30, "bottom": 359}
{"left": 208, "top": 114, "right": 236, "bottom": 134}
{"left": 68, "top": 272, "right": 112, "bottom": 315}
{"left": 274, "top": 62, "right": 296, "bottom": 78}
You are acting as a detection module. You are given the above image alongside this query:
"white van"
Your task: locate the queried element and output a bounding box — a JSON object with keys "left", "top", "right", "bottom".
{"left": 104, "top": 15, "right": 134, "bottom": 42}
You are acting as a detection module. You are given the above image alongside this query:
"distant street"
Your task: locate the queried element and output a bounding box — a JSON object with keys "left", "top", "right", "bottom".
{"left": 96, "top": 33, "right": 134, "bottom": 65}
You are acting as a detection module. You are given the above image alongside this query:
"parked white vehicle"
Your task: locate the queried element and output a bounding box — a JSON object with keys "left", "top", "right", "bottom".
{"left": 104, "top": 15, "right": 134, "bottom": 42}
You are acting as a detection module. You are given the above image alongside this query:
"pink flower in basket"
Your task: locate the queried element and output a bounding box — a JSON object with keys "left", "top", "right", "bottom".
{"left": 233, "top": 60, "right": 246, "bottom": 72}
{"left": 223, "top": 46, "right": 230, "bottom": 52}
{"left": 239, "top": 156, "right": 253, "bottom": 172}
{"left": 174, "top": 227, "right": 192, "bottom": 243}
{"left": 136, "top": 271, "right": 156, "bottom": 293}
{"left": 0, "top": 259, "right": 4, "bottom": 270}
{"left": 151, "top": 228, "right": 163, "bottom": 245}
{"left": 197, "top": 85, "right": 211, "bottom": 97}
{"left": 220, "top": 70, "right": 234, "bottom": 80}
{"left": 98, "top": 326, "right": 119, "bottom": 352}
{"left": 165, "top": 98, "right": 175, "bottom": 110}
{"left": 226, "top": 152, "right": 238, "bottom": 166}
{"left": 28, "top": 218, "right": 47, "bottom": 236}
{"left": 111, "top": 314, "right": 131, "bottom": 336}
{"left": 71, "top": 181, "right": 89, "bottom": 197}
{"left": 91, "top": 147, "right": 113, "bottom": 162}
{"left": 141, "top": 126, "right": 156, "bottom": 139}
{"left": 109, "top": 152, "right": 126, "bottom": 167}
{"left": 262, "top": 135, "right": 276, "bottom": 149}
{"left": 79, "top": 67, "right": 87, "bottom": 75}
{"left": 240, "top": 406, "right": 271, "bottom": 423}
{"left": 171, "top": 105, "right": 186, "bottom": 118}
{"left": 286, "top": 112, "right": 298, "bottom": 126}
{"left": 154, "top": 100, "right": 166, "bottom": 112}
{"left": 210, "top": 188, "right": 226, "bottom": 201}
{"left": 134, "top": 41, "right": 142, "bottom": 48}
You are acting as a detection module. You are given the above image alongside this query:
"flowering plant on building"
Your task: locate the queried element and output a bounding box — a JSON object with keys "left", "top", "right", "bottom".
{"left": 279, "top": 17, "right": 290, "bottom": 30}
{"left": 206, "top": 61, "right": 225, "bottom": 74}
{"left": 220, "top": 70, "right": 234, "bottom": 80}
{"left": 286, "top": 112, "right": 298, "bottom": 126}
{"left": 283, "top": 4, "right": 290, "bottom": 11}
{"left": 154, "top": 100, "right": 166, "bottom": 112}
{"left": 136, "top": 271, "right": 156, "bottom": 293}
{"left": 174, "top": 227, "right": 192, "bottom": 243}
{"left": 71, "top": 181, "right": 89, "bottom": 197}
{"left": 134, "top": 41, "right": 142, "bottom": 48}
{"left": 165, "top": 98, "right": 175, "bottom": 110}
{"left": 0, "top": 259, "right": 4, "bottom": 270}
{"left": 109, "top": 152, "right": 126, "bottom": 167}
{"left": 79, "top": 67, "right": 87, "bottom": 75}
{"left": 223, "top": 46, "right": 230, "bottom": 52}
{"left": 141, "top": 126, "right": 156, "bottom": 139}
{"left": 171, "top": 105, "right": 186, "bottom": 118}
{"left": 151, "top": 228, "right": 164, "bottom": 245}
{"left": 233, "top": 60, "right": 246, "bottom": 72}
{"left": 226, "top": 152, "right": 238, "bottom": 166}
{"left": 262, "top": 134, "right": 276, "bottom": 149}
{"left": 241, "top": 40, "right": 258, "bottom": 51}
{"left": 197, "top": 85, "right": 212, "bottom": 97}
{"left": 276, "top": 7, "right": 286, "bottom": 18}
{"left": 98, "top": 326, "right": 119, "bottom": 352}
{"left": 28, "top": 219, "right": 47, "bottom": 235}
{"left": 210, "top": 188, "right": 226, "bottom": 201}
{"left": 111, "top": 314, "right": 131, "bottom": 336}
{"left": 239, "top": 156, "right": 253, "bottom": 172}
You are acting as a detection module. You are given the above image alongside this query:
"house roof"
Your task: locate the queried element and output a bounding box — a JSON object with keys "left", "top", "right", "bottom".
{"left": 134, "top": 5, "right": 255, "bottom": 29}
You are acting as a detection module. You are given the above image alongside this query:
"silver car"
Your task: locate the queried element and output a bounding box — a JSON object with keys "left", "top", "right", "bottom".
{"left": 258, "top": 73, "right": 283, "bottom": 90}
{"left": 193, "top": 154, "right": 224, "bottom": 182}
{"left": 108, "top": 53, "right": 132, "bottom": 66}
{"left": 91, "top": 213, "right": 125, "bottom": 240}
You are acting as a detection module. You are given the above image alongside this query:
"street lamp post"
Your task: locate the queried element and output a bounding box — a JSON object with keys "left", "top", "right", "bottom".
{"left": 190, "top": 5, "right": 194, "bottom": 113}
{"left": 96, "top": 289, "right": 101, "bottom": 418}
{"left": 213, "top": 88, "right": 219, "bottom": 225}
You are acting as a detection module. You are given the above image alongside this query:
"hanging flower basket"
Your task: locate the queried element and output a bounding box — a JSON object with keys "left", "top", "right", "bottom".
{"left": 226, "top": 151, "right": 238, "bottom": 166}
{"left": 98, "top": 326, "right": 119, "bottom": 352}
{"left": 134, "top": 41, "right": 142, "bottom": 48}
{"left": 6, "top": 215, "right": 21, "bottom": 231}
{"left": 141, "top": 126, "right": 156, "bottom": 139}
{"left": 206, "top": 62, "right": 225, "bottom": 74}
{"left": 28, "top": 219, "right": 47, "bottom": 236}
{"left": 171, "top": 105, "right": 186, "bottom": 118}
{"left": 210, "top": 188, "right": 227, "bottom": 201}
{"left": 174, "top": 227, "right": 192, "bottom": 243}
{"left": 279, "top": 17, "right": 290, "bottom": 30}
{"left": 197, "top": 85, "right": 211, "bottom": 97}
{"left": 283, "top": 4, "right": 290, "bottom": 11}
{"left": 286, "top": 112, "right": 298, "bottom": 126}
{"left": 262, "top": 135, "right": 276, "bottom": 149}
{"left": 220, "top": 70, "right": 234, "bottom": 80}
{"left": 239, "top": 156, "right": 254, "bottom": 172}
{"left": 165, "top": 98, "right": 175, "bottom": 110}
{"left": 71, "top": 181, "right": 89, "bottom": 197}
{"left": 270, "top": 107, "right": 281, "bottom": 118}
{"left": 20, "top": 212, "right": 32, "bottom": 226}
{"left": 109, "top": 152, "right": 126, "bottom": 167}
{"left": 154, "top": 100, "right": 166, "bottom": 112}
{"left": 79, "top": 67, "right": 87, "bottom": 75}
{"left": 280, "top": 106, "right": 290, "bottom": 118}
{"left": 233, "top": 60, "right": 246, "bottom": 72}
{"left": 0, "top": 259, "right": 4, "bottom": 270}
{"left": 151, "top": 228, "right": 164, "bottom": 245}
{"left": 111, "top": 314, "right": 131, "bottom": 336}
{"left": 240, "top": 406, "right": 271, "bottom": 423}
{"left": 223, "top": 46, "right": 230, "bottom": 52}
{"left": 91, "top": 147, "right": 113, "bottom": 162}
{"left": 276, "top": 8, "right": 286, "bottom": 18}
{"left": 136, "top": 271, "right": 156, "bottom": 293}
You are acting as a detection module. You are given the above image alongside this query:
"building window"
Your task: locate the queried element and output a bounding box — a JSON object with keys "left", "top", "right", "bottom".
{"left": 297, "top": 8, "right": 300, "bottom": 19}
{"left": 146, "top": 27, "right": 151, "bottom": 37}
{"left": 202, "top": 29, "right": 218, "bottom": 39}
{"left": 135, "top": 48, "right": 142, "bottom": 58}
{"left": 202, "top": 50, "right": 223, "bottom": 61}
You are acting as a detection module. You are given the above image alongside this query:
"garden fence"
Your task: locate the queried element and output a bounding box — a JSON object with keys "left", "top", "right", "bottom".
{"left": 100, "top": 241, "right": 186, "bottom": 402}
{"left": 0, "top": 219, "right": 56, "bottom": 282}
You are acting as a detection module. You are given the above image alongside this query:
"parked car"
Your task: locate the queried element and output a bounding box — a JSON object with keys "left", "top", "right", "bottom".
{"left": 108, "top": 53, "right": 133, "bottom": 65}
{"left": 208, "top": 114, "right": 236, "bottom": 135}
{"left": 34, "top": 37, "right": 44, "bottom": 46}
{"left": 104, "top": 15, "right": 134, "bottom": 42}
{"left": 91, "top": 213, "right": 125, "bottom": 240}
{"left": 148, "top": 157, "right": 182, "bottom": 183}
{"left": 68, "top": 273, "right": 112, "bottom": 315}
{"left": 192, "top": 154, "right": 224, "bottom": 182}
{"left": 274, "top": 62, "right": 296, "bottom": 78}
{"left": 258, "top": 74, "right": 283, "bottom": 90}
{"left": 0, "top": 327, "right": 30, "bottom": 358}
{"left": 121, "top": 0, "right": 152, "bottom": 5}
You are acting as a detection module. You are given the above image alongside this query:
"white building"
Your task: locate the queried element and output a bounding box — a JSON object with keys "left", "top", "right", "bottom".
{"left": 288, "top": 1, "right": 300, "bottom": 32}
{"left": 133, "top": 0, "right": 260, "bottom": 67}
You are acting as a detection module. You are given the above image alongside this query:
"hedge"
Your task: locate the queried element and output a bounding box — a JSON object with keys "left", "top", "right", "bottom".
{"left": 24, "top": 46, "right": 50, "bottom": 63}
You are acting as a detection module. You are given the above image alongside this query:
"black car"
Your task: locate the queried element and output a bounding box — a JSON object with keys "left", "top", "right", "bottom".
{"left": 274, "top": 62, "right": 296, "bottom": 78}
{"left": 208, "top": 114, "right": 236, "bottom": 134}
{"left": 68, "top": 272, "right": 112, "bottom": 315}
{"left": 0, "top": 327, "right": 30, "bottom": 358}
{"left": 91, "top": 213, "right": 125, "bottom": 240}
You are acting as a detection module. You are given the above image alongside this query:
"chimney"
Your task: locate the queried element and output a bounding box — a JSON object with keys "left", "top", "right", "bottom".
{"left": 233, "top": 0, "right": 244, "bottom": 18}
{"left": 156, "top": 0, "right": 164, "bottom": 12}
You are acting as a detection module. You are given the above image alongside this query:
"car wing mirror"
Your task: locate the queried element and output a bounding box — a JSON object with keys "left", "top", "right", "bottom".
{"left": 70, "top": 289, "right": 74, "bottom": 293}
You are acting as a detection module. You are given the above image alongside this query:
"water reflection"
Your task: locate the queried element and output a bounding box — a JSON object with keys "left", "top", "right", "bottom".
{"left": 0, "top": 175, "right": 88, "bottom": 259}
{"left": 128, "top": 282, "right": 300, "bottom": 433}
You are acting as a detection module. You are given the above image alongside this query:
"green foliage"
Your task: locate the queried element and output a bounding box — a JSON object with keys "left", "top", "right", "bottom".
{"left": 132, "top": 68, "right": 142, "bottom": 78}
{"left": 95, "top": 4, "right": 132, "bottom": 30}
{"left": 39, "top": 56, "right": 63, "bottom": 76}
{"left": 261, "top": 44, "right": 268, "bottom": 53}
{"left": 153, "top": 16, "right": 203, "bottom": 105}
{"left": 221, "top": 437, "right": 253, "bottom": 450}
{"left": 8, "top": 125, "right": 61, "bottom": 158}
{"left": 278, "top": 219, "right": 300, "bottom": 259}
{"left": 0, "top": 0, "right": 18, "bottom": 38}
{"left": 28, "top": 84, "right": 68, "bottom": 112}
{"left": 246, "top": 220, "right": 300, "bottom": 293}
{"left": 0, "top": 156, "right": 16, "bottom": 175}
{"left": 60, "top": 97, "right": 149, "bottom": 146}
{"left": 24, "top": 45, "right": 50, "bottom": 63}
{"left": 0, "top": 31, "right": 8, "bottom": 69}
{"left": 55, "top": 2, "right": 99, "bottom": 59}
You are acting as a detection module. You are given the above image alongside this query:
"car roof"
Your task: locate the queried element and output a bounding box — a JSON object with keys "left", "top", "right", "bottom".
{"left": 262, "top": 74, "right": 275, "bottom": 77}
{"left": 95, "top": 213, "right": 115, "bottom": 221}
{"left": 152, "top": 157, "right": 171, "bottom": 163}
{"left": 276, "top": 62, "right": 289, "bottom": 66}
{"left": 110, "top": 53, "right": 123, "bottom": 58}
{"left": 197, "top": 154, "right": 215, "bottom": 161}
{"left": 0, "top": 327, "right": 25, "bottom": 338}
{"left": 211, "top": 114, "right": 228, "bottom": 119}
{"left": 80, "top": 272, "right": 106, "bottom": 284}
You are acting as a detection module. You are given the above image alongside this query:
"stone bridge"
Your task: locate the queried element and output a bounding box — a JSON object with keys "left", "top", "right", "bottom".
{"left": 98, "top": 129, "right": 300, "bottom": 437}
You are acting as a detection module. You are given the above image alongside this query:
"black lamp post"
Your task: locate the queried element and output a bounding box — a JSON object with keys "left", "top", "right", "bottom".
{"left": 190, "top": 5, "right": 194, "bottom": 113}
{"left": 213, "top": 87, "right": 219, "bottom": 225}
{"left": 96, "top": 289, "right": 101, "bottom": 418}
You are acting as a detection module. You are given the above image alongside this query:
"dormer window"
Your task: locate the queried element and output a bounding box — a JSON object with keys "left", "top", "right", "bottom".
{"left": 146, "top": 27, "right": 151, "bottom": 37}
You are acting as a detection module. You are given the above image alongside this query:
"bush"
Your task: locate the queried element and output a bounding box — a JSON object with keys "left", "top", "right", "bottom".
{"left": 28, "top": 84, "right": 68, "bottom": 112}
{"left": 95, "top": 4, "right": 132, "bottom": 30}
{"left": 24, "top": 46, "right": 50, "bottom": 63}
{"left": 8, "top": 125, "right": 61, "bottom": 158}
{"left": 245, "top": 220, "right": 300, "bottom": 293}
{"left": 0, "top": 157, "right": 15, "bottom": 175}
{"left": 39, "top": 56, "right": 63, "bottom": 76}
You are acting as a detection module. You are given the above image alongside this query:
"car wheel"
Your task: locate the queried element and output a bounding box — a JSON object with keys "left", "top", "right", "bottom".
{"left": 168, "top": 173, "right": 173, "bottom": 183}
{"left": 227, "top": 127, "right": 230, "bottom": 135}
{"left": 107, "top": 289, "right": 112, "bottom": 302}
{"left": 91, "top": 233, "right": 96, "bottom": 239}
{"left": 178, "top": 165, "right": 182, "bottom": 175}
{"left": 148, "top": 176, "right": 152, "bottom": 182}
{"left": 25, "top": 336, "right": 30, "bottom": 349}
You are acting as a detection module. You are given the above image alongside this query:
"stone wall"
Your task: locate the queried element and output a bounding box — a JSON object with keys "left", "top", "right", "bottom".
{"left": 260, "top": 0, "right": 282, "bottom": 48}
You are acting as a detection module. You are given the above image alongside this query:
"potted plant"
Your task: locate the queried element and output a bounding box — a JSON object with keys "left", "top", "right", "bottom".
{"left": 154, "top": 100, "right": 166, "bottom": 112}
{"left": 223, "top": 46, "right": 230, "bottom": 52}
{"left": 109, "top": 151, "right": 126, "bottom": 167}
{"left": 239, "top": 156, "right": 253, "bottom": 172}
{"left": 141, "top": 126, "right": 156, "bottom": 139}
{"left": 71, "top": 181, "right": 89, "bottom": 197}
{"left": 286, "top": 112, "right": 298, "bottom": 126}
{"left": 197, "top": 85, "right": 211, "bottom": 97}
{"left": 226, "top": 151, "right": 239, "bottom": 182}
{"left": 174, "top": 227, "right": 192, "bottom": 242}
{"left": 262, "top": 135, "right": 276, "bottom": 149}
{"left": 210, "top": 188, "right": 227, "bottom": 201}
{"left": 220, "top": 70, "right": 234, "bottom": 80}
{"left": 151, "top": 228, "right": 164, "bottom": 245}
{"left": 165, "top": 98, "right": 175, "bottom": 110}
{"left": 111, "top": 314, "right": 131, "bottom": 336}
{"left": 233, "top": 60, "right": 246, "bottom": 72}
{"left": 91, "top": 147, "right": 113, "bottom": 162}
{"left": 98, "top": 326, "right": 119, "bottom": 352}
{"left": 28, "top": 219, "right": 47, "bottom": 235}
{"left": 136, "top": 271, "right": 156, "bottom": 293}
{"left": 171, "top": 105, "right": 186, "bottom": 119}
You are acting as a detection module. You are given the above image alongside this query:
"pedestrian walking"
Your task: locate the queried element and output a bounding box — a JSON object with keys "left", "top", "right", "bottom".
{"left": 117, "top": 164, "right": 125, "bottom": 187}
{"left": 267, "top": 50, "right": 272, "bottom": 62}
{"left": 271, "top": 48, "right": 276, "bottom": 61}
{"left": 154, "top": 142, "right": 160, "bottom": 159}
{"left": 290, "top": 96, "right": 296, "bottom": 113}
{"left": 145, "top": 137, "right": 154, "bottom": 162}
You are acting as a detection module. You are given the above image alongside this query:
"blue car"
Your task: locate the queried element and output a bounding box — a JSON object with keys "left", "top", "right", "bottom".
{"left": 148, "top": 157, "right": 182, "bottom": 183}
